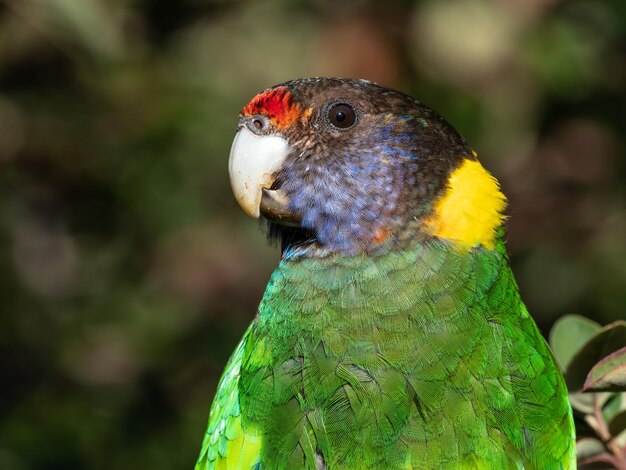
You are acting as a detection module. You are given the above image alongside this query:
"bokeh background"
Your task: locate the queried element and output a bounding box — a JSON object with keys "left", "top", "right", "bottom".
{"left": 0, "top": 0, "right": 624, "bottom": 468}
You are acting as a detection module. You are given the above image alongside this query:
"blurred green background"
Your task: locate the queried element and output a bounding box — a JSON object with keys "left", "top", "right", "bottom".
{"left": 0, "top": 0, "right": 624, "bottom": 468}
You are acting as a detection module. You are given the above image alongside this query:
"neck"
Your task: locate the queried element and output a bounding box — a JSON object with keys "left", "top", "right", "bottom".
{"left": 271, "top": 157, "right": 506, "bottom": 257}
{"left": 258, "top": 237, "right": 511, "bottom": 334}
{"left": 271, "top": 227, "right": 507, "bottom": 264}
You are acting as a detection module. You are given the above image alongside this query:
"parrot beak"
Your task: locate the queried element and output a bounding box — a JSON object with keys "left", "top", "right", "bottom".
{"left": 260, "top": 188, "right": 302, "bottom": 227}
{"left": 228, "top": 125, "right": 301, "bottom": 226}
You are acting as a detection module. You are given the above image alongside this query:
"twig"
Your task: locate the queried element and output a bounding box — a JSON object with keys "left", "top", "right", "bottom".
{"left": 589, "top": 394, "right": 626, "bottom": 470}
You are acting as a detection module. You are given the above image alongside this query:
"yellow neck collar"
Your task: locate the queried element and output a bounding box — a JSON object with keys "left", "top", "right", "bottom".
{"left": 423, "top": 157, "right": 507, "bottom": 249}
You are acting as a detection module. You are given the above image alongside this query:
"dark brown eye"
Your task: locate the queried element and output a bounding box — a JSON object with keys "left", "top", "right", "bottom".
{"left": 328, "top": 103, "right": 356, "bottom": 129}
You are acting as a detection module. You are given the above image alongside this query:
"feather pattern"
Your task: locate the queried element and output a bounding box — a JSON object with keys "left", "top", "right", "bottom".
{"left": 196, "top": 238, "right": 575, "bottom": 469}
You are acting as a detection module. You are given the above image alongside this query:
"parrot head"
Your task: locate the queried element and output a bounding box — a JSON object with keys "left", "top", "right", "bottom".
{"left": 229, "top": 78, "right": 507, "bottom": 255}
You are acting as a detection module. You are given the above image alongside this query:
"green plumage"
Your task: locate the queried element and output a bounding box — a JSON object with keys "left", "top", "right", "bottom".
{"left": 196, "top": 239, "right": 575, "bottom": 469}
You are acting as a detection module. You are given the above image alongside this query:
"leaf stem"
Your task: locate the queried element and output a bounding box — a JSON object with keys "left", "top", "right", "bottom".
{"left": 590, "top": 394, "right": 626, "bottom": 470}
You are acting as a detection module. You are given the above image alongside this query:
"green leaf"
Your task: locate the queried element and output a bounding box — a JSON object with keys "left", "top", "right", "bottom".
{"left": 550, "top": 315, "right": 601, "bottom": 370}
{"left": 608, "top": 409, "right": 626, "bottom": 437}
{"left": 569, "top": 391, "right": 611, "bottom": 415}
{"left": 566, "top": 320, "right": 626, "bottom": 390}
{"left": 602, "top": 393, "right": 625, "bottom": 422}
{"left": 583, "top": 346, "right": 626, "bottom": 392}
{"left": 575, "top": 437, "right": 605, "bottom": 459}
{"left": 569, "top": 391, "right": 595, "bottom": 414}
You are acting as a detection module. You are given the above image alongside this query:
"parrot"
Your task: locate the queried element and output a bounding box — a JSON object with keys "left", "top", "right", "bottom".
{"left": 195, "top": 78, "right": 575, "bottom": 469}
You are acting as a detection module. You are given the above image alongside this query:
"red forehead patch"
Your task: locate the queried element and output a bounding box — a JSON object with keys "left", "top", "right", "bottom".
{"left": 241, "top": 86, "right": 304, "bottom": 128}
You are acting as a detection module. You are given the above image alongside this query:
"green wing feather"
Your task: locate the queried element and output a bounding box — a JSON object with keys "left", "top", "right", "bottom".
{"left": 196, "top": 331, "right": 262, "bottom": 470}
{"left": 197, "top": 239, "right": 575, "bottom": 469}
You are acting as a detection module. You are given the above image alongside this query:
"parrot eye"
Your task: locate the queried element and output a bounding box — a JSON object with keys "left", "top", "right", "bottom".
{"left": 327, "top": 103, "right": 356, "bottom": 129}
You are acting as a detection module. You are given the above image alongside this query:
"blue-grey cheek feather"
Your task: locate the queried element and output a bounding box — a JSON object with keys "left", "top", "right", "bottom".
{"left": 281, "top": 121, "right": 420, "bottom": 254}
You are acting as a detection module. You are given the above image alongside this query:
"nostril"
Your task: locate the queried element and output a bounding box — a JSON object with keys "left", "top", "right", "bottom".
{"left": 253, "top": 119, "right": 263, "bottom": 130}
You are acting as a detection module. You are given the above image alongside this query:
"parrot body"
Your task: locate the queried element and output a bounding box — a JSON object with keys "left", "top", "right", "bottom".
{"left": 196, "top": 78, "right": 575, "bottom": 469}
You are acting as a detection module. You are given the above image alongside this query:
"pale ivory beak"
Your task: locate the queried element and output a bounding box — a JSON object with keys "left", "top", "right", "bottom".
{"left": 228, "top": 126, "right": 289, "bottom": 218}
